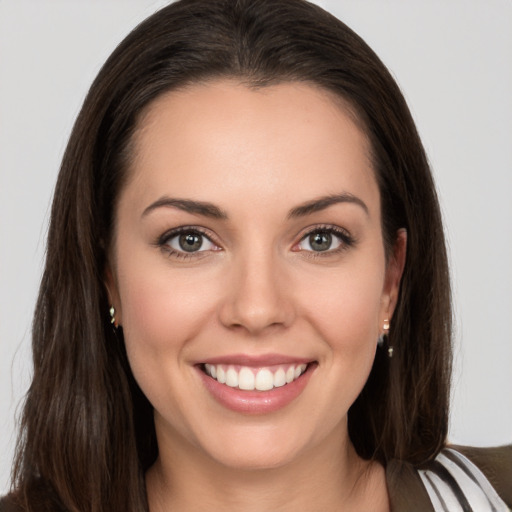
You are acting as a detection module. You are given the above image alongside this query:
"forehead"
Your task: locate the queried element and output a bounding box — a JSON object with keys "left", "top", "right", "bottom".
{"left": 123, "top": 80, "right": 378, "bottom": 217}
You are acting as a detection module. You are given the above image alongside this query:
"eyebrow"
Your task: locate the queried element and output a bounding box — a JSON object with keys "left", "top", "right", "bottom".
{"left": 287, "top": 193, "right": 369, "bottom": 218}
{"left": 142, "top": 197, "right": 228, "bottom": 219}
{"left": 142, "top": 192, "right": 368, "bottom": 220}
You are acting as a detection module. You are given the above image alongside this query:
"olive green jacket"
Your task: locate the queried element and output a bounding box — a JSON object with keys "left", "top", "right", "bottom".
{"left": 387, "top": 445, "right": 512, "bottom": 511}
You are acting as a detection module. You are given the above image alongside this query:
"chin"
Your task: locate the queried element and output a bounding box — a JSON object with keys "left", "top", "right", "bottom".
{"left": 206, "top": 440, "right": 304, "bottom": 471}
{"left": 189, "top": 418, "right": 328, "bottom": 473}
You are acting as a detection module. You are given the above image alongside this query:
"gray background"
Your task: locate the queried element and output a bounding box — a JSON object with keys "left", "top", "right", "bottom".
{"left": 1, "top": 0, "right": 511, "bottom": 494}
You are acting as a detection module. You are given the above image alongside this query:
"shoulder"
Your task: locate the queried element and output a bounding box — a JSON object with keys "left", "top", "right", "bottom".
{"left": 386, "top": 444, "right": 512, "bottom": 512}
{"left": 386, "top": 457, "right": 433, "bottom": 512}
{"left": 0, "top": 480, "right": 67, "bottom": 512}
{"left": 453, "top": 444, "right": 512, "bottom": 505}
{"left": 0, "top": 495, "right": 23, "bottom": 512}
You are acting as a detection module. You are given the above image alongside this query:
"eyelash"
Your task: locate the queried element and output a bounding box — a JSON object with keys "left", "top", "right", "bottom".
{"left": 295, "top": 225, "right": 356, "bottom": 258}
{"left": 156, "top": 226, "right": 219, "bottom": 260}
{"left": 155, "top": 224, "right": 356, "bottom": 260}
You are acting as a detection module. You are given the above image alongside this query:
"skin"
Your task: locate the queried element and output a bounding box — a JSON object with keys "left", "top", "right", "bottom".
{"left": 107, "top": 80, "right": 406, "bottom": 511}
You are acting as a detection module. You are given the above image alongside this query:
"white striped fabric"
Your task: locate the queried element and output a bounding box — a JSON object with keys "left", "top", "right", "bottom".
{"left": 418, "top": 448, "right": 510, "bottom": 511}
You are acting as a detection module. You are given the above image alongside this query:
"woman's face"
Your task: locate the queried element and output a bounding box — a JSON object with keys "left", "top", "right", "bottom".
{"left": 108, "top": 80, "right": 405, "bottom": 470}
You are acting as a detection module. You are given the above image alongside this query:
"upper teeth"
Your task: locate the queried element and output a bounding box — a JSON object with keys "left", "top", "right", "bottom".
{"left": 204, "top": 363, "right": 308, "bottom": 391}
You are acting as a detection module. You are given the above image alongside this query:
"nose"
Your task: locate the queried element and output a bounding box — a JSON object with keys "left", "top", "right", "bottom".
{"left": 218, "top": 251, "right": 295, "bottom": 335}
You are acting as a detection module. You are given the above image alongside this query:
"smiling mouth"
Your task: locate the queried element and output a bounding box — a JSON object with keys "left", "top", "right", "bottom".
{"left": 201, "top": 363, "right": 312, "bottom": 391}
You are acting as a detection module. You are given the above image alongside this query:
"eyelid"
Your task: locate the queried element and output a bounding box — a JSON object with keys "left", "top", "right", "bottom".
{"left": 155, "top": 225, "right": 222, "bottom": 257}
{"left": 154, "top": 223, "right": 354, "bottom": 259}
{"left": 292, "top": 224, "right": 355, "bottom": 253}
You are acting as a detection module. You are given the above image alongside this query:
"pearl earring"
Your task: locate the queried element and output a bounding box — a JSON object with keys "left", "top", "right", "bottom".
{"left": 109, "top": 305, "right": 118, "bottom": 328}
{"left": 378, "top": 318, "right": 393, "bottom": 358}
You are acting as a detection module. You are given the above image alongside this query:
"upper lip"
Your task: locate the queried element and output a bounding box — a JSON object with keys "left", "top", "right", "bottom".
{"left": 198, "top": 353, "right": 315, "bottom": 367}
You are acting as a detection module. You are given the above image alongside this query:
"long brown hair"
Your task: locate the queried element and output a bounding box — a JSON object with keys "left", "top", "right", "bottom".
{"left": 12, "top": 1, "right": 451, "bottom": 510}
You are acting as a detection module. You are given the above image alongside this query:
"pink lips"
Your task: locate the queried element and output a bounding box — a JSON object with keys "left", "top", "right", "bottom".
{"left": 201, "top": 353, "right": 312, "bottom": 366}
{"left": 196, "top": 354, "right": 316, "bottom": 414}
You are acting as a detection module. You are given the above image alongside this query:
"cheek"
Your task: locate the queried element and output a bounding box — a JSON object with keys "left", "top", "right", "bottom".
{"left": 300, "top": 265, "right": 384, "bottom": 339}
{"left": 281, "top": 259, "right": 386, "bottom": 441}
{"left": 114, "top": 250, "right": 219, "bottom": 378}
{"left": 120, "top": 272, "right": 212, "bottom": 348}
{"left": 116, "top": 265, "right": 222, "bottom": 428}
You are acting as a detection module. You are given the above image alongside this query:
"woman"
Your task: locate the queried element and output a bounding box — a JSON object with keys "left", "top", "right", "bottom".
{"left": 2, "top": 0, "right": 511, "bottom": 510}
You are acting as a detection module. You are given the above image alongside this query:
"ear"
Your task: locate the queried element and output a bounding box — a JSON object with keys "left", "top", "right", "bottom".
{"left": 380, "top": 228, "right": 407, "bottom": 322}
{"left": 104, "top": 264, "right": 123, "bottom": 327}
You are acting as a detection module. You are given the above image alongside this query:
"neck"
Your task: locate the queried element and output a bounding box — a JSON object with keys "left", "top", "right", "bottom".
{"left": 146, "top": 423, "right": 389, "bottom": 512}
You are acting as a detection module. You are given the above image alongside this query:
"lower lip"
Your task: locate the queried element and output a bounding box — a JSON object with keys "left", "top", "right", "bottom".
{"left": 197, "top": 364, "right": 316, "bottom": 415}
